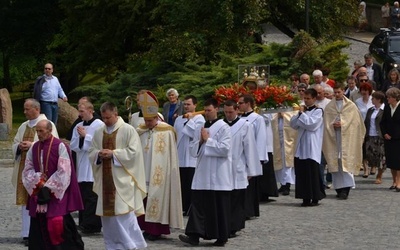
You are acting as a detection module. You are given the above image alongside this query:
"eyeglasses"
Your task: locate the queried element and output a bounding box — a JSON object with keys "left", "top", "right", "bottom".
{"left": 237, "top": 102, "right": 245, "bottom": 105}
{"left": 298, "top": 89, "right": 305, "bottom": 92}
{"left": 359, "top": 79, "right": 368, "bottom": 82}
{"left": 44, "top": 68, "right": 52, "bottom": 70}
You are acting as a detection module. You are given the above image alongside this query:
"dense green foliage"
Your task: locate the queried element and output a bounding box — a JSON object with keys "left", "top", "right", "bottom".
{"left": 1, "top": 0, "right": 356, "bottom": 109}
{"left": 71, "top": 31, "right": 349, "bottom": 113}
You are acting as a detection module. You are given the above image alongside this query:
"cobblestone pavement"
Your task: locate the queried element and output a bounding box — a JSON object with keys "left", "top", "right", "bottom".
{"left": 1, "top": 163, "right": 400, "bottom": 250}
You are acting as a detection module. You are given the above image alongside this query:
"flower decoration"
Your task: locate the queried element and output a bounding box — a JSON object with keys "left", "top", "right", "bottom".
{"left": 214, "top": 83, "right": 299, "bottom": 109}
{"left": 214, "top": 83, "right": 248, "bottom": 104}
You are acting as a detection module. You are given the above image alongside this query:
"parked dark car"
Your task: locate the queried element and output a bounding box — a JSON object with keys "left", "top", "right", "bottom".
{"left": 369, "top": 28, "right": 400, "bottom": 79}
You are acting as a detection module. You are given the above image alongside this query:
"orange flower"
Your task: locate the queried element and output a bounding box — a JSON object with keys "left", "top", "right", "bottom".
{"left": 214, "top": 83, "right": 299, "bottom": 109}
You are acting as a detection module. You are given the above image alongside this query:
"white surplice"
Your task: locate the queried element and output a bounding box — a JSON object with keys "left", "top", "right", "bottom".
{"left": 228, "top": 118, "right": 262, "bottom": 189}
{"left": 70, "top": 119, "right": 104, "bottom": 182}
{"left": 190, "top": 119, "right": 233, "bottom": 190}
{"left": 240, "top": 112, "right": 268, "bottom": 162}
{"left": 174, "top": 114, "right": 205, "bottom": 168}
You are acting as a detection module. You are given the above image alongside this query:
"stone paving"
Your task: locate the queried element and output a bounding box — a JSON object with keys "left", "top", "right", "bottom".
{"left": 1, "top": 162, "right": 400, "bottom": 250}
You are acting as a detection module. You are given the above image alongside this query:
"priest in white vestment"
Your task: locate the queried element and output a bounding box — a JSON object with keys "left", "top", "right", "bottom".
{"left": 89, "top": 102, "right": 147, "bottom": 250}
{"left": 136, "top": 90, "right": 183, "bottom": 241}
{"left": 179, "top": 98, "right": 233, "bottom": 247}
{"left": 323, "top": 84, "right": 366, "bottom": 200}
{"left": 272, "top": 111, "right": 297, "bottom": 196}
{"left": 174, "top": 95, "right": 205, "bottom": 215}
{"left": 12, "top": 98, "right": 58, "bottom": 246}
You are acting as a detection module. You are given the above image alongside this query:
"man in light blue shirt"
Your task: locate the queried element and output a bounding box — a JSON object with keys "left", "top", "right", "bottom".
{"left": 33, "top": 63, "right": 68, "bottom": 125}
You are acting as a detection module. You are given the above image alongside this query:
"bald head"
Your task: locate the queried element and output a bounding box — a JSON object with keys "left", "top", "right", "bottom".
{"left": 36, "top": 120, "right": 52, "bottom": 141}
{"left": 313, "top": 84, "right": 325, "bottom": 101}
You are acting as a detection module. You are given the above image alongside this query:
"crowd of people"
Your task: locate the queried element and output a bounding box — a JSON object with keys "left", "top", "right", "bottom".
{"left": 11, "top": 54, "right": 400, "bottom": 249}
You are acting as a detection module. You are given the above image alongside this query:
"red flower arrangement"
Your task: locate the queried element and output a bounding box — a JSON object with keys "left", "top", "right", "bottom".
{"left": 214, "top": 83, "right": 299, "bottom": 109}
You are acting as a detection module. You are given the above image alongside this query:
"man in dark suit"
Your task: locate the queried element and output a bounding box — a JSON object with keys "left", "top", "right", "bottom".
{"left": 363, "top": 53, "right": 383, "bottom": 90}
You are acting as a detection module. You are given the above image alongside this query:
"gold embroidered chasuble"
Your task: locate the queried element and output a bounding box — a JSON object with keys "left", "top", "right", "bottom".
{"left": 102, "top": 131, "right": 118, "bottom": 216}
{"left": 271, "top": 112, "right": 298, "bottom": 171}
{"left": 137, "top": 122, "right": 184, "bottom": 229}
{"left": 15, "top": 126, "right": 35, "bottom": 205}
{"left": 322, "top": 97, "right": 366, "bottom": 175}
{"left": 89, "top": 117, "right": 147, "bottom": 217}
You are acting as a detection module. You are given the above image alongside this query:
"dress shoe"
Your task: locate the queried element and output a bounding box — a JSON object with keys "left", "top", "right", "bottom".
{"left": 80, "top": 226, "right": 101, "bottom": 235}
{"left": 338, "top": 192, "right": 348, "bottom": 200}
{"left": 282, "top": 189, "right": 290, "bottom": 196}
{"left": 147, "top": 234, "right": 161, "bottom": 241}
{"left": 22, "top": 237, "right": 29, "bottom": 246}
{"left": 179, "top": 234, "right": 199, "bottom": 246}
{"left": 213, "top": 239, "right": 227, "bottom": 247}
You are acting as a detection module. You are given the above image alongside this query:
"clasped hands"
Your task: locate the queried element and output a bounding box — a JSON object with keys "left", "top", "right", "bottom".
{"left": 98, "top": 149, "right": 113, "bottom": 160}
{"left": 19, "top": 141, "right": 32, "bottom": 151}
{"left": 200, "top": 128, "right": 209, "bottom": 144}
{"left": 77, "top": 126, "right": 86, "bottom": 137}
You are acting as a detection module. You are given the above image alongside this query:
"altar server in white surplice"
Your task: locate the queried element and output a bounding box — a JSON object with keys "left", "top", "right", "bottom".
{"left": 179, "top": 98, "right": 233, "bottom": 247}
{"left": 223, "top": 99, "right": 261, "bottom": 238}
{"left": 70, "top": 101, "right": 104, "bottom": 234}
{"left": 174, "top": 95, "right": 205, "bottom": 215}
{"left": 238, "top": 94, "right": 271, "bottom": 220}
{"left": 290, "top": 88, "right": 326, "bottom": 207}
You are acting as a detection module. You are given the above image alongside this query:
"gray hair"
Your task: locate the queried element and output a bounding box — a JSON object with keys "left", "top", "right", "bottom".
{"left": 312, "top": 70, "right": 323, "bottom": 77}
{"left": 25, "top": 98, "right": 40, "bottom": 109}
{"left": 166, "top": 88, "right": 179, "bottom": 97}
{"left": 386, "top": 87, "right": 400, "bottom": 101}
{"left": 324, "top": 85, "right": 334, "bottom": 95}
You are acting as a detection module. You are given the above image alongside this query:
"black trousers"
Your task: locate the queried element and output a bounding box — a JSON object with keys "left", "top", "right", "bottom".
{"left": 258, "top": 153, "right": 279, "bottom": 199}
{"left": 78, "top": 182, "right": 102, "bottom": 230}
{"left": 179, "top": 167, "right": 195, "bottom": 213}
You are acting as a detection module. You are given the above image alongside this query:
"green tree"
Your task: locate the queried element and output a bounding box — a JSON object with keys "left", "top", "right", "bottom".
{"left": 266, "top": 0, "right": 359, "bottom": 39}
{"left": 0, "top": 0, "right": 62, "bottom": 91}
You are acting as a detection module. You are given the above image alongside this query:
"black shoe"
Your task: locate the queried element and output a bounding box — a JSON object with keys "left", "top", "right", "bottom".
{"left": 213, "top": 239, "right": 227, "bottom": 247}
{"left": 310, "top": 200, "right": 319, "bottom": 206}
{"left": 80, "top": 227, "right": 101, "bottom": 235}
{"left": 22, "top": 237, "right": 29, "bottom": 246}
{"left": 142, "top": 232, "right": 150, "bottom": 239}
{"left": 282, "top": 189, "right": 290, "bottom": 196}
{"left": 179, "top": 234, "right": 199, "bottom": 246}
{"left": 338, "top": 192, "right": 348, "bottom": 200}
{"left": 147, "top": 234, "right": 161, "bottom": 241}
{"left": 278, "top": 185, "right": 285, "bottom": 193}
{"left": 229, "top": 231, "right": 237, "bottom": 238}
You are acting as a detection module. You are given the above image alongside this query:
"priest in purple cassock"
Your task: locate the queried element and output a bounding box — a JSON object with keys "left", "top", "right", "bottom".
{"left": 23, "top": 119, "right": 84, "bottom": 250}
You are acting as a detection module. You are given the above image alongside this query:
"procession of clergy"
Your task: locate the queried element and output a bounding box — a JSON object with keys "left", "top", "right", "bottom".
{"left": 11, "top": 82, "right": 365, "bottom": 249}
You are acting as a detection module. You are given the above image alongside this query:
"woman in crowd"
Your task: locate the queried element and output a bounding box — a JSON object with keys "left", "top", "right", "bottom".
{"left": 380, "top": 88, "right": 400, "bottom": 191}
{"left": 351, "top": 60, "right": 363, "bottom": 77}
{"left": 162, "top": 88, "right": 184, "bottom": 126}
{"left": 355, "top": 82, "right": 374, "bottom": 121}
{"left": 381, "top": 68, "right": 400, "bottom": 94}
{"left": 363, "top": 91, "right": 386, "bottom": 183}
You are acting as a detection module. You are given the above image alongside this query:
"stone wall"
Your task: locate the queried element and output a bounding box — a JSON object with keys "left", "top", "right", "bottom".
{"left": 366, "top": 3, "right": 389, "bottom": 33}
